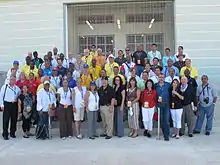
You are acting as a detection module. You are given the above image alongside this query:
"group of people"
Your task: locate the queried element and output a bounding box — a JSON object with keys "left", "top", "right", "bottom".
{"left": 0, "top": 44, "right": 217, "bottom": 141}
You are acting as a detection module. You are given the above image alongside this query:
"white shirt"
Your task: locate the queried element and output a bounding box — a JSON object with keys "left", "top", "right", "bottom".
{"left": 150, "top": 76, "right": 159, "bottom": 84}
{"left": 140, "top": 70, "right": 156, "bottom": 79}
{"left": 165, "top": 76, "right": 180, "bottom": 84}
{"left": 51, "top": 59, "right": 58, "bottom": 68}
{"left": 121, "top": 62, "right": 136, "bottom": 78}
{"left": 73, "top": 86, "right": 87, "bottom": 109}
{"left": 174, "top": 52, "right": 189, "bottom": 61}
{"left": 68, "top": 57, "right": 76, "bottom": 64}
{"left": 0, "top": 84, "right": 21, "bottom": 107}
{"left": 147, "top": 50, "right": 162, "bottom": 65}
{"left": 62, "top": 59, "right": 69, "bottom": 69}
{"left": 37, "top": 88, "right": 56, "bottom": 112}
{"left": 88, "top": 91, "right": 99, "bottom": 111}
{"left": 72, "top": 70, "right": 80, "bottom": 81}
{"left": 57, "top": 87, "right": 72, "bottom": 105}
{"left": 50, "top": 76, "right": 61, "bottom": 89}
{"left": 5, "top": 69, "right": 21, "bottom": 84}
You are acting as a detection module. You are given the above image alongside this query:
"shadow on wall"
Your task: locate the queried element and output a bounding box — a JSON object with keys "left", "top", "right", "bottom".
{"left": 0, "top": 72, "right": 7, "bottom": 87}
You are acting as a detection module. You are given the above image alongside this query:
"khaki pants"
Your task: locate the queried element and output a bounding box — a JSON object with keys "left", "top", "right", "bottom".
{"left": 100, "top": 106, "right": 114, "bottom": 136}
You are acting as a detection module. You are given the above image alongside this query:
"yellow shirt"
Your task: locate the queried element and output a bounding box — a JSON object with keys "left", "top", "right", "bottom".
{"left": 81, "top": 55, "right": 93, "bottom": 66}
{"left": 89, "top": 65, "right": 101, "bottom": 81}
{"left": 21, "top": 64, "right": 30, "bottom": 73}
{"left": 180, "top": 66, "right": 198, "bottom": 79}
{"left": 104, "top": 62, "right": 119, "bottom": 77}
{"left": 95, "top": 55, "right": 106, "bottom": 68}
{"left": 89, "top": 51, "right": 98, "bottom": 57}
{"left": 109, "top": 74, "right": 126, "bottom": 86}
{"left": 37, "top": 83, "right": 56, "bottom": 93}
{"left": 23, "top": 67, "right": 39, "bottom": 79}
{"left": 81, "top": 74, "right": 93, "bottom": 88}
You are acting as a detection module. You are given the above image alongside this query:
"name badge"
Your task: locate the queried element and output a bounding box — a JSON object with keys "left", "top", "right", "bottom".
{"left": 144, "top": 102, "right": 149, "bottom": 108}
{"left": 137, "top": 60, "right": 141, "bottom": 64}
{"left": 80, "top": 100, "right": 85, "bottom": 106}
{"left": 64, "top": 104, "right": 68, "bottom": 108}
{"left": 172, "top": 102, "right": 175, "bottom": 109}
{"left": 158, "top": 96, "right": 162, "bottom": 102}
{"left": 127, "top": 101, "right": 132, "bottom": 107}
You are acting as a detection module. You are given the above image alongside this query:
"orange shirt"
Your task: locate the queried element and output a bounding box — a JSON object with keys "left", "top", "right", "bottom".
{"left": 95, "top": 55, "right": 106, "bottom": 68}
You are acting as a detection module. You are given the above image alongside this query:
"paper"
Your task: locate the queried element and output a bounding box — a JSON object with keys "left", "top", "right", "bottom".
{"left": 128, "top": 107, "right": 133, "bottom": 116}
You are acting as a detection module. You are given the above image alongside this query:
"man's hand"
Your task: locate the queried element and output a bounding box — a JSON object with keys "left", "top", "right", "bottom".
{"left": 72, "top": 106, "right": 76, "bottom": 113}
{"left": 109, "top": 106, "right": 114, "bottom": 112}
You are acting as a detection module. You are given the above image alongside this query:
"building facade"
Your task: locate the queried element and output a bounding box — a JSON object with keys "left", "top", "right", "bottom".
{"left": 0, "top": 0, "right": 220, "bottom": 87}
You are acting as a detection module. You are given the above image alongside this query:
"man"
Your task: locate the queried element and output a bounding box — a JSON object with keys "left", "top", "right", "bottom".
{"left": 96, "top": 69, "right": 111, "bottom": 88}
{"left": 132, "top": 45, "right": 147, "bottom": 76}
{"left": 175, "top": 46, "right": 189, "bottom": 61}
{"left": 24, "top": 60, "right": 38, "bottom": 79}
{"left": 194, "top": 75, "right": 217, "bottom": 136}
{"left": 137, "top": 71, "right": 149, "bottom": 91}
{"left": 165, "top": 67, "right": 180, "bottom": 84}
{"left": 104, "top": 54, "right": 119, "bottom": 77}
{"left": 82, "top": 49, "right": 93, "bottom": 67}
{"left": 184, "top": 69, "right": 198, "bottom": 95}
{"left": 50, "top": 67, "right": 61, "bottom": 90}
{"left": 115, "top": 50, "right": 126, "bottom": 66}
{"left": 69, "top": 63, "right": 80, "bottom": 81}
{"left": 81, "top": 64, "right": 93, "bottom": 88}
{"left": 68, "top": 52, "right": 76, "bottom": 64}
{"left": 37, "top": 76, "right": 56, "bottom": 93}
{"left": 173, "top": 54, "right": 185, "bottom": 72}
{"left": 140, "top": 63, "right": 156, "bottom": 78}
{"left": 152, "top": 66, "right": 161, "bottom": 84}
{"left": 66, "top": 71, "right": 77, "bottom": 88}
{"left": 162, "top": 59, "right": 179, "bottom": 77}
{"left": 36, "top": 80, "right": 56, "bottom": 140}
{"left": 109, "top": 66, "right": 126, "bottom": 86}
{"left": 147, "top": 44, "right": 162, "bottom": 65}
{"left": 53, "top": 47, "right": 59, "bottom": 60}
{"left": 33, "top": 51, "right": 43, "bottom": 68}
{"left": 57, "top": 58, "right": 67, "bottom": 77}
{"left": 43, "top": 61, "right": 53, "bottom": 77}
{"left": 124, "top": 47, "right": 131, "bottom": 58}
{"left": 180, "top": 59, "right": 198, "bottom": 79}
{"left": 21, "top": 56, "right": 32, "bottom": 73}
{"left": 155, "top": 74, "right": 170, "bottom": 141}
{"left": 0, "top": 76, "right": 21, "bottom": 140}
{"left": 75, "top": 54, "right": 85, "bottom": 74}
{"left": 162, "top": 48, "right": 176, "bottom": 67}
{"left": 48, "top": 51, "right": 58, "bottom": 68}
{"left": 59, "top": 53, "right": 69, "bottom": 69}
{"left": 89, "top": 58, "right": 101, "bottom": 81}
{"left": 121, "top": 53, "right": 136, "bottom": 78}
{"left": 89, "top": 44, "right": 98, "bottom": 57}
{"left": 5, "top": 60, "right": 21, "bottom": 84}
{"left": 151, "top": 57, "right": 162, "bottom": 72}
{"left": 98, "top": 76, "right": 115, "bottom": 139}
{"left": 95, "top": 48, "right": 106, "bottom": 68}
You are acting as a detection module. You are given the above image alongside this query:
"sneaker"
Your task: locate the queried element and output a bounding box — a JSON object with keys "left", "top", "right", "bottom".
{"left": 10, "top": 134, "right": 16, "bottom": 138}
{"left": 62, "top": 137, "right": 66, "bottom": 140}
{"left": 179, "top": 132, "right": 184, "bottom": 136}
{"left": 171, "top": 134, "right": 176, "bottom": 138}
{"left": 89, "top": 137, "right": 95, "bottom": 140}
{"left": 105, "top": 136, "right": 112, "bottom": 140}
{"left": 164, "top": 138, "right": 169, "bottom": 141}
{"left": 176, "top": 135, "right": 180, "bottom": 139}
{"left": 100, "top": 134, "right": 107, "bottom": 137}
{"left": 3, "top": 136, "right": 9, "bottom": 140}
{"left": 205, "top": 132, "right": 210, "bottom": 136}
{"left": 147, "top": 132, "right": 152, "bottom": 138}
{"left": 68, "top": 136, "right": 73, "bottom": 138}
{"left": 188, "top": 134, "right": 193, "bottom": 138}
{"left": 143, "top": 130, "right": 148, "bottom": 136}
{"left": 193, "top": 130, "right": 200, "bottom": 134}
{"left": 76, "top": 134, "right": 83, "bottom": 139}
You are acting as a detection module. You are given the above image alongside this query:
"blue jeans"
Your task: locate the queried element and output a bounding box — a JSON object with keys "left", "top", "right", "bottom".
{"left": 136, "top": 65, "right": 144, "bottom": 77}
{"left": 158, "top": 105, "right": 170, "bottom": 139}
{"left": 194, "top": 104, "right": 214, "bottom": 133}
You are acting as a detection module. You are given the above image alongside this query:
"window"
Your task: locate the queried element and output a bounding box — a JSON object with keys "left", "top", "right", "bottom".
{"left": 126, "top": 34, "right": 164, "bottom": 53}
{"left": 126, "top": 13, "right": 163, "bottom": 23}
{"left": 79, "top": 35, "right": 114, "bottom": 54}
{"left": 78, "top": 15, "right": 114, "bottom": 24}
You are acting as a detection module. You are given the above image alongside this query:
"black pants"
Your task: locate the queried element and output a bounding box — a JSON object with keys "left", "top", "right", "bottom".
{"left": 2, "top": 101, "right": 18, "bottom": 137}
{"left": 35, "top": 112, "right": 49, "bottom": 139}
{"left": 22, "top": 117, "right": 31, "bottom": 133}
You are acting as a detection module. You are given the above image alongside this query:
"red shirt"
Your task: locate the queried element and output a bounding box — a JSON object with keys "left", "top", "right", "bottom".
{"left": 28, "top": 80, "right": 40, "bottom": 95}
{"left": 140, "top": 89, "right": 157, "bottom": 108}
{"left": 16, "top": 80, "right": 29, "bottom": 89}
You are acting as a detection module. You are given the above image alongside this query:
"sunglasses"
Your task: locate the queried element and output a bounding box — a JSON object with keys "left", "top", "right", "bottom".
{"left": 125, "top": 50, "right": 130, "bottom": 51}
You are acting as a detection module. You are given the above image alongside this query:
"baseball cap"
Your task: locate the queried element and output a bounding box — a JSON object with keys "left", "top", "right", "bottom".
{"left": 90, "top": 81, "right": 96, "bottom": 86}
{"left": 108, "top": 54, "right": 115, "bottom": 59}
{"left": 13, "top": 60, "right": 19, "bottom": 65}
{"left": 83, "top": 64, "right": 89, "bottom": 69}
{"left": 43, "top": 81, "right": 50, "bottom": 85}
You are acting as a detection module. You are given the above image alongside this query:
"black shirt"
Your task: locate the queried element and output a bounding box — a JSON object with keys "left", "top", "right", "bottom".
{"left": 173, "top": 61, "right": 185, "bottom": 71}
{"left": 187, "top": 76, "right": 198, "bottom": 95}
{"left": 115, "top": 57, "right": 126, "bottom": 66}
{"left": 18, "top": 93, "right": 33, "bottom": 111}
{"left": 182, "top": 85, "right": 197, "bottom": 106}
{"left": 98, "top": 85, "right": 115, "bottom": 106}
{"left": 114, "top": 86, "right": 125, "bottom": 106}
{"left": 169, "top": 88, "right": 183, "bottom": 109}
{"left": 132, "top": 50, "right": 147, "bottom": 66}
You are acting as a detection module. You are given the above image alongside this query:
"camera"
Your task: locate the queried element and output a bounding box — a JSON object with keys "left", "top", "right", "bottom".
{"left": 203, "top": 97, "right": 209, "bottom": 104}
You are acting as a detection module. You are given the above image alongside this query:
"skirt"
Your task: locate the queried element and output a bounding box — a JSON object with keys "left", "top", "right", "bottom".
{"left": 128, "top": 102, "right": 139, "bottom": 129}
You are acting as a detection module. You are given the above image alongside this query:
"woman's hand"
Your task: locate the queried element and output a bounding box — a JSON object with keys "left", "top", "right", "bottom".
{"left": 72, "top": 106, "right": 76, "bottom": 113}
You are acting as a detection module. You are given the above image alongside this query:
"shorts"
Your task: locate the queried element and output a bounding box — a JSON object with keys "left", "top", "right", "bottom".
{"left": 74, "top": 108, "right": 85, "bottom": 121}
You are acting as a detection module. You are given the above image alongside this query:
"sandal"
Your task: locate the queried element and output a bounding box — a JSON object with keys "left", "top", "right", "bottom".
{"left": 128, "top": 132, "right": 134, "bottom": 137}
{"left": 132, "top": 133, "right": 138, "bottom": 138}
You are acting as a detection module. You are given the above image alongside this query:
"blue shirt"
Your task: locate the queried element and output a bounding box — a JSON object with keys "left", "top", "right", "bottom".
{"left": 68, "top": 78, "right": 76, "bottom": 88}
{"left": 162, "top": 55, "right": 176, "bottom": 67}
{"left": 155, "top": 82, "right": 170, "bottom": 107}
{"left": 43, "top": 67, "right": 52, "bottom": 77}
{"left": 162, "top": 66, "right": 179, "bottom": 77}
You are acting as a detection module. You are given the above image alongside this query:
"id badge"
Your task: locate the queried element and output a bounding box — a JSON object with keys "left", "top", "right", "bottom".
{"left": 158, "top": 96, "right": 162, "bottom": 102}
{"left": 144, "top": 102, "right": 149, "bottom": 108}
{"left": 127, "top": 101, "right": 132, "bottom": 107}
{"left": 137, "top": 60, "right": 141, "bottom": 64}
{"left": 172, "top": 102, "right": 175, "bottom": 109}
{"left": 26, "top": 106, "right": 31, "bottom": 113}
{"left": 64, "top": 104, "right": 68, "bottom": 108}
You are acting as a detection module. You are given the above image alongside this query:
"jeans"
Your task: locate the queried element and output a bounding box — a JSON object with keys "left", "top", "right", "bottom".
{"left": 194, "top": 104, "right": 214, "bottom": 133}
{"left": 158, "top": 105, "right": 170, "bottom": 139}
{"left": 136, "top": 65, "right": 144, "bottom": 77}
{"left": 114, "top": 106, "right": 124, "bottom": 137}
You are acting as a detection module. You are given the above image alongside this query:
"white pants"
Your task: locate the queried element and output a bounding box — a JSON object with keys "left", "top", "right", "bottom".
{"left": 170, "top": 108, "right": 183, "bottom": 129}
{"left": 142, "top": 107, "right": 155, "bottom": 131}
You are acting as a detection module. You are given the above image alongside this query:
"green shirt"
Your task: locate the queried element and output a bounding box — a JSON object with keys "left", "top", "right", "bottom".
{"left": 137, "top": 79, "right": 146, "bottom": 90}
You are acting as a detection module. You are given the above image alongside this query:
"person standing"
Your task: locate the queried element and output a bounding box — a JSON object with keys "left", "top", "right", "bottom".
{"left": 57, "top": 79, "right": 73, "bottom": 140}
{"left": 18, "top": 85, "right": 34, "bottom": 138}
{"left": 115, "top": 50, "right": 126, "bottom": 66}
{"left": 155, "top": 74, "right": 170, "bottom": 141}
{"left": 72, "top": 78, "right": 87, "bottom": 139}
{"left": 147, "top": 44, "right": 162, "bottom": 65}
{"left": 113, "top": 76, "right": 125, "bottom": 137}
{"left": 5, "top": 61, "right": 21, "bottom": 84}
{"left": 89, "top": 58, "right": 101, "bottom": 81}
{"left": 162, "top": 48, "right": 176, "bottom": 67}
{"left": 16, "top": 72, "right": 29, "bottom": 89}
{"left": 0, "top": 76, "right": 21, "bottom": 140}
{"left": 121, "top": 53, "right": 136, "bottom": 78}
{"left": 194, "top": 75, "right": 217, "bottom": 136}
{"left": 180, "top": 76, "right": 197, "bottom": 137}
{"left": 140, "top": 79, "right": 157, "bottom": 138}
{"left": 98, "top": 77, "right": 115, "bottom": 139}
{"left": 50, "top": 67, "right": 61, "bottom": 90}
{"left": 104, "top": 54, "right": 119, "bottom": 77}
{"left": 127, "top": 77, "right": 140, "bottom": 138}
{"left": 169, "top": 79, "right": 184, "bottom": 139}
{"left": 84, "top": 81, "right": 100, "bottom": 139}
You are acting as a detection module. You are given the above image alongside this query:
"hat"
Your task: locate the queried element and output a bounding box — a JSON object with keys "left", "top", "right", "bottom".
{"left": 43, "top": 81, "right": 50, "bottom": 85}
{"left": 83, "top": 64, "right": 89, "bottom": 69}
{"left": 176, "top": 54, "right": 186, "bottom": 58}
{"left": 108, "top": 54, "right": 115, "bottom": 59}
{"left": 52, "top": 67, "right": 58, "bottom": 71}
{"left": 90, "top": 81, "right": 96, "bottom": 86}
{"left": 101, "top": 76, "right": 109, "bottom": 81}
{"left": 13, "top": 60, "right": 19, "bottom": 65}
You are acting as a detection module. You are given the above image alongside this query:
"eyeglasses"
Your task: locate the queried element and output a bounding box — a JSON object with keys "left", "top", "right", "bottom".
{"left": 125, "top": 50, "right": 130, "bottom": 51}
{"left": 115, "top": 79, "right": 120, "bottom": 81}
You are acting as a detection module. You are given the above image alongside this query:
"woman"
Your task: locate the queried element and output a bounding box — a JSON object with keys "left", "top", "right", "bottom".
{"left": 127, "top": 77, "right": 140, "bottom": 138}
{"left": 140, "top": 79, "right": 157, "bottom": 138}
{"left": 16, "top": 72, "right": 28, "bottom": 89}
{"left": 113, "top": 76, "right": 125, "bottom": 137}
{"left": 18, "top": 85, "right": 34, "bottom": 138}
{"left": 57, "top": 79, "right": 73, "bottom": 140}
{"left": 170, "top": 79, "right": 184, "bottom": 139}
{"left": 85, "top": 81, "right": 100, "bottom": 139}
{"left": 72, "top": 78, "right": 87, "bottom": 139}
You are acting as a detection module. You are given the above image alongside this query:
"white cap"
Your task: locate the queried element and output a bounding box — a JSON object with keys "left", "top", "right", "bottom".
{"left": 43, "top": 81, "right": 50, "bottom": 85}
{"left": 108, "top": 54, "right": 115, "bottom": 59}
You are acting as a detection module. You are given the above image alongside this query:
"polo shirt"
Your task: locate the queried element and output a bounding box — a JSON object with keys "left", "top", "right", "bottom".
{"left": 104, "top": 62, "right": 119, "bottom": 77}
{"left": 98, "top": 85, "right": 115, "bottom": 106}
{"left": 81, "top": 74, "right": 93, "bottom": 88}
{"left": 81, "top": 55, "right": 93, "bottom": 66}
{"left": 24, "top": 67, "right": 39, "bottom": 79}
{"left": 115, "top": 57, "right": 126, "bottom": 66}
{"left": 43, "top": 67, "right": 52, "bottom": 77}
{"left": 89, "top": 65, "right": 101, "bottom": 81}
{"left": 180, "top": 66, "right": 198, "bottom": 79}
{"left": 133, "top": 50, "right": 148, "bottom": 66}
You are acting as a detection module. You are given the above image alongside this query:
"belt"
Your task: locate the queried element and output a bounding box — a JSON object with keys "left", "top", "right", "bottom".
{"left": 4, "top": 101, "right": 17, "bottom": 104}
{"left": 100, "top": 104, "right": 110, "bottom": 106}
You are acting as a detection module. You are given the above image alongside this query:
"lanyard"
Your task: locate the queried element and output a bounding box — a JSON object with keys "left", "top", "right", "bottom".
{"left": 63, "top": 88, "right": 68, "bottom": 100}
{"left": 8, "top": 86, "right": 17, "bottom": 96}
{"left": 45, "top": 90, "right": 51, "bottom": 102}
{"left": 92, "top": 92, "right": 97, "bottom": 103}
